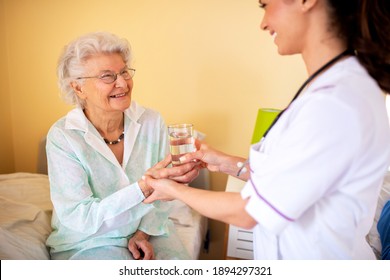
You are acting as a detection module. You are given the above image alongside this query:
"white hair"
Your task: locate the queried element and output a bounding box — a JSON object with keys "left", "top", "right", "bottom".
{"left": 57, "top": 32, "right": 132, "bottom": 107}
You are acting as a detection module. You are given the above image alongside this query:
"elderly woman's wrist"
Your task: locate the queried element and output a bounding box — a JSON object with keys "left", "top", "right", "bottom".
{"left": 138, "top": 179, "right": 152, "bottom": 198}
{"left": 135, "top": 230, "right": 150, "bottom": 241}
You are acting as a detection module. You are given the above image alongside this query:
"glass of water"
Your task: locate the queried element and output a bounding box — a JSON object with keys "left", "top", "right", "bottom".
{"left": 168, "top": 123, "right": 196, "bottom": 166}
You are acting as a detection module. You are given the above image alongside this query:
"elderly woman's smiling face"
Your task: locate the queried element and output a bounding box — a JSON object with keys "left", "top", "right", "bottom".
{"left": 73, "top": 52, "right": 133, "bottom": 116}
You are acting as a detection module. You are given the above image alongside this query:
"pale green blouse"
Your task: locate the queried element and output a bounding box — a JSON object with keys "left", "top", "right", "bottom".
{"left": 45, "top": 101, "right": 173, "bottom": 258}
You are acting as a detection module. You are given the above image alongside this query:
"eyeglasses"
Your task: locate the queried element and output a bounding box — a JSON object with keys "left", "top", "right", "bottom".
{"left": 76, "top": 68, "right": 136, "bottom": 84}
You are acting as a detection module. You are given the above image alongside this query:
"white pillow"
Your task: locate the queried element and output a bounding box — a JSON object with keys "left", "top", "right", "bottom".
{"left": 0, "top": 173, "right": 52, "bottom": 260}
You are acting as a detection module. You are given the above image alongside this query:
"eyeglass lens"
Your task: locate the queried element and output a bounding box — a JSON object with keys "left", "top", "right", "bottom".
{"left": 101, "top": 69, "right": 135, "bottom": 83}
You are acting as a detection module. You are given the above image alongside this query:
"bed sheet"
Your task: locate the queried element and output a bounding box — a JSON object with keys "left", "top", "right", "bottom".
{"left": 168, "top": 200, "right": 208, "bottom": 260}
{"left": 0, "top": 172, "right": 207, "bottom": 260}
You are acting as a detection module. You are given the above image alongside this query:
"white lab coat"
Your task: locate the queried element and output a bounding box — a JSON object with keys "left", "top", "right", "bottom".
{"left": 242, "top": 57, "right": 390, "bottom": 259}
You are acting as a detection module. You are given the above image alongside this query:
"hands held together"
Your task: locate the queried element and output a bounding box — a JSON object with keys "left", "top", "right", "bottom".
{"left": 139, "top": 139, "right": 245, "bottom": 204}
{"left": 141, "top": 153, "right": 201, "bottom": 204}
{"left": 139, "top": 139, "right": 209, "bottom": 203}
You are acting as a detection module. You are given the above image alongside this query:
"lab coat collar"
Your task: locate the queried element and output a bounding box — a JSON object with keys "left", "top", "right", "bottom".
{"left": 64, "top": 101, "right": 145, "bottom": 169}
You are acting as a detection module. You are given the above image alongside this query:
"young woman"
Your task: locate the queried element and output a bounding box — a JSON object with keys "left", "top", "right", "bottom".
{"left": 143, "top": 0, "right": 390, "bottom": 259}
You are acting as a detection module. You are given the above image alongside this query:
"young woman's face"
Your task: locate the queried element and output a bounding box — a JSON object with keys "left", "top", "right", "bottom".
{"left": 259, "top": 0, "right": 307, "bottom": 55}
{"left": 75, "top": 53, "right": 133, "bottom": 115}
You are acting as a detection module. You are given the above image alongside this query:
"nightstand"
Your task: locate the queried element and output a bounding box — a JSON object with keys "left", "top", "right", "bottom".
{"left": 224, "top": 175, "right": 254, "bottom": 260}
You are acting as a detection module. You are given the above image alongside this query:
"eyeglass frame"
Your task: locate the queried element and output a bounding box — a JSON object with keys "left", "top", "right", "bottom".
{"left": 76, "top": 67, "right": 136, "bottom": 84}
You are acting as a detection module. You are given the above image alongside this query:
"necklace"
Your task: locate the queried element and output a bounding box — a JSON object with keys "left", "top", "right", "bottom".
{"left": 103, "top": 131, "right": 124, "bottom": 145}
{"left": 262, "top": 49, "right": 352, "bottom": 139}
{"left": 236, "top": 49, "right": 352, "bottom": 177}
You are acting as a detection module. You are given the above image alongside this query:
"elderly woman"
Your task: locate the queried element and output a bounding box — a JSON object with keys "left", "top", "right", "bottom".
{"left": 45, "top": 32, "right": 193, "bottom": 260}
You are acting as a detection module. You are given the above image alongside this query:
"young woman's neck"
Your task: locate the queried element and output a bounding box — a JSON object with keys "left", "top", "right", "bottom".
{"left": 302, "top": 36, "right": 348, "bottom": 77}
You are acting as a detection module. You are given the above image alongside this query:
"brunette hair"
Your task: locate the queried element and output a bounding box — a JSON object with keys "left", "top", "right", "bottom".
{"left": 326, "top": 0, "right": 390, "bottom": 93}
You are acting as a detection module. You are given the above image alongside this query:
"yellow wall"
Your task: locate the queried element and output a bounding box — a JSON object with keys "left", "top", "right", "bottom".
{"left": 0, "top": 0, "right": 306, "bottom": 259}
{"left": 0, "top": 0, "right": 14, "bottom": 173}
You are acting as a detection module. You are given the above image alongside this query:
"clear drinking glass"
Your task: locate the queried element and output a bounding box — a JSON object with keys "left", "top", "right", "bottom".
{"left": 168, "top": 123, "right": 196, "bottom": 166}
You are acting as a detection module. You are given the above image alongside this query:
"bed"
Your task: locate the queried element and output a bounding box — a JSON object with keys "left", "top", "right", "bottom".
{"left": 0, "top": 136, "right": 209, "bottom": 260}
{"left": 0, "top": 171, "right": 209, "bottom": 260}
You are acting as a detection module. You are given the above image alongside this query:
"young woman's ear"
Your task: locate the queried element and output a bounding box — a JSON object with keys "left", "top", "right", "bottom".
{"left": 301, "top": 0, "right": 318, "bottom": 12}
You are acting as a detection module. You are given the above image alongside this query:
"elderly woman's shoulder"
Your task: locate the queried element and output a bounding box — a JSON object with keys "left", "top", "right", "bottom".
{"left": 48, "top": 115, "right": 67, "bottom": 132}
{"left": 46, "top": 107, "right": 87, "bottom": 138}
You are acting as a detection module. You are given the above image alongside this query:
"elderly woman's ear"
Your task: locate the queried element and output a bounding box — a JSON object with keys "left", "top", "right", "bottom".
{"left": 70, "top": 81, "right": 86, "bottom": 100}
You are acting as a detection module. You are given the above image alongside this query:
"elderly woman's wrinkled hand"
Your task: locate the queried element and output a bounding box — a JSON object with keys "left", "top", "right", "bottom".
{"left": 143, "top": 176, "right": 183, "bottom": 204}
{"left": 128, "top": 230, "right": 154, "bottom": 260}
{"left": 145, "top": 154, "right": 201, "bottom": 184}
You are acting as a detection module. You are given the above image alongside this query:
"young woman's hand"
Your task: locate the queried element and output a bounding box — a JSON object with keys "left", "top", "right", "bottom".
{"left": 180, "top": 139, "right": 246, "bottom": 177}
